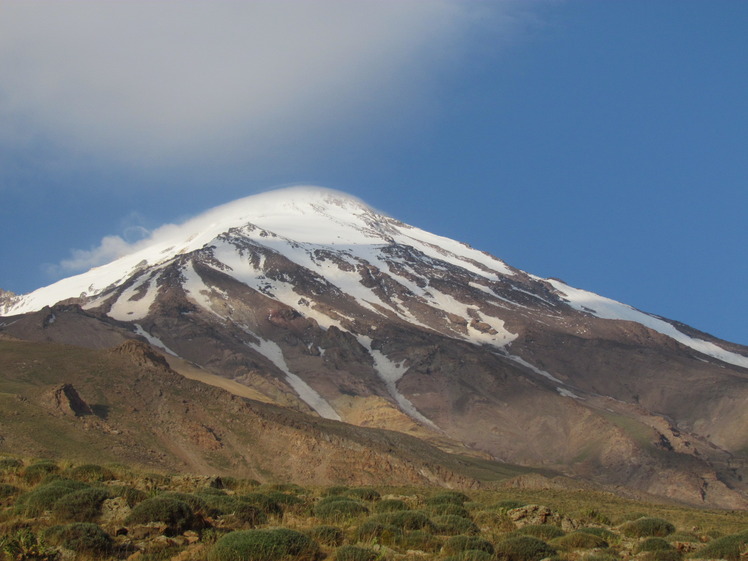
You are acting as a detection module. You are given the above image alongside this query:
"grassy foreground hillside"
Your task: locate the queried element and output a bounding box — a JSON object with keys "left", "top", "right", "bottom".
{"left": 0, "top": 457, "right": 746, "bottom": 561}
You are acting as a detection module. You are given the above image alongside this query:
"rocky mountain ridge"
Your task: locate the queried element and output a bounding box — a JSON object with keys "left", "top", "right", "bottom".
{"left": 2, "top": 187, "right": 747, "bottom": 508}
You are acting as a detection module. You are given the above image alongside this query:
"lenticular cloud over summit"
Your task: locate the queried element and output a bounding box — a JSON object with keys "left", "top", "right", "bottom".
{"left": 53, "top": 187, "right": 373, "bottom": 274}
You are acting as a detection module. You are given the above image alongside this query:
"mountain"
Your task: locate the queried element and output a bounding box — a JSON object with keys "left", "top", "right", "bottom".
{"left": 2, "top": 186, "right": 748, "bottom": 508}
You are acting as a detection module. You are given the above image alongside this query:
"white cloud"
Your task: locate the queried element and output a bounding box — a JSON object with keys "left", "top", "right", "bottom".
{"left": 47, "top": 235, "right": 136, "bottom": 276}
{"left": 0, "top": 1, "right": 515, "bottom": 167}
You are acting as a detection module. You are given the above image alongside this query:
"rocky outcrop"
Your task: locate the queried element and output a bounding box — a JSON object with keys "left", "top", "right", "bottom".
{"left": 44, "top": 383, "right": 93, "bottom": 417}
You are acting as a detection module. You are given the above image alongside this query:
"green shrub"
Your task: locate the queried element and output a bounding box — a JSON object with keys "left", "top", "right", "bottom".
{"left": 226, "top": 502, "right": 268, "bottom": 527}
{"left": 324, "top": 486, "right": 350, "bottom": 496}
{"left": 429, "top": 503, "right": 472, "bottom": 519}
{"left": 0, "top": 483, "right": 20, "bottom": 498}
{"left": 551, "top": 531, "right": 608, "bottom": 550}
{"left": 159, "top": 491, "right": 209, "bottom": 513}
{"left": 442, "top": 535, "right": 495, "bottom": 555}
{"left": 375, "top": 499, "right": 408, "bottom": 513}
{"left": 316, "top": 495, "right": 350, "bottom": 506}
{"left": 314, "top": 498, "right": 368, "bottom": 521}
{"left": 620, "top": 517, "right": 675, "bottom": 538}
{"left": 0, "top": 458, "right": 23, "bottom": 472}
{"left": 43, "top": 522, "right": 112, "bottom": 555}
{"left": 577, "top": 527, "right": 616, "bottom": 540}
{"left": 388, "top": 510, "right": 437, "bottom": 532}
{"left": 516, "top": 524, "right": 565, "bottom": 540}
{"left": 14, "top": 479, "right": 89, "bottom": 516}
{"left": 238, "top": 493, "right": 284, "bottom": 518}
{"left": 124, "top": 497, "right": 197, "bottom": 535}
{"left": 66, "top": 464, "right": 115, "bottom": 483}
{"left": 308, "top": 525, "right": 345, "bottom": 547}
{"left": 21, "top": 461, "right": 59, "bottom": 484}
{"left": 334, "top": 544, "right": 377, "bottom": 561}
{"left": 208, "top": 528, "right": 320, "bottom": 561}
{"left": 52, "top": 487, "right": 110, "bottom": 522}
{"left": 444, "top": 551, "right": 495, "bottom": 561}
{"left": 267, "top": 491, "right": 306, "bottom": 514}
{"left": 433, "top": 514, "right": 479, "bottom": 536}
{"left": 425, "top": 491, "right": 471, "bottom": 506}
{"left": 636, "top": 538, "right": 675, "bottom": 553}
{"left": 0, "top": 529, "right": 53, "bottom": 560}
{"left": 688, "top": 532, "right": 748, "bottom": 561}
{"left": 667, "top": 531, "right": 700, "bottom": 543}
{"left": 110, "top": 485, "right": 149, "bottom": 507}
{"left": 494, "top": 535, "right": 557, "bottom": 561}
{"left": 347, "top": 488, "right": 381, "bottom": 502}
{"left": 399, "top": 530, "right": 442, "bottom": 552}
{"left": 267, "top": 491, "right": 304, "bottom": 505}
{"left": 354, "top": 519, "right": 402, "bottom": 545}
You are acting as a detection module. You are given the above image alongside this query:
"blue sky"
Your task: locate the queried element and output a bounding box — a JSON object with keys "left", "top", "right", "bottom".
{"left": 1, "top": 1, "right": 747, "bottom": 345}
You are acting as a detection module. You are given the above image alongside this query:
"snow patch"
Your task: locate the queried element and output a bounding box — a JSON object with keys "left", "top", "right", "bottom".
{"left": 504, "top": 353, "right": 564, "bottom": 384}
{"left": 108, "top": 273, "right": 159, "bottom": 321}
{"left": 247, "top": 337, "right": 340, "bottom": 421}
{"left": 358, "top": 336, "right": 439, "bottom": 430}
{"left": 133, "top": 324, "right": 179, "bottom": 357}
{"left": 549, "top": 279, "right": 748, "bottom": 369}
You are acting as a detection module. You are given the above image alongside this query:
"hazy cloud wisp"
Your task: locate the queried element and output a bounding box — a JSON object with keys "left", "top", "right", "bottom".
{"left": 0, "top": 1, "right": 477, "bottom": 167}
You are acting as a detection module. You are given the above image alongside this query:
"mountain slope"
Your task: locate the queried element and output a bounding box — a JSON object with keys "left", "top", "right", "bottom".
{"left": 2, "top": 186, "right": 747, "bottom": 507}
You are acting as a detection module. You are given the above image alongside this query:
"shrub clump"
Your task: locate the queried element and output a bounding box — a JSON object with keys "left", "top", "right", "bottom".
{"left": 110, "top": 485, "right": 148, "bottom": 507}
{"left": 314, "top": 497, "right": 368, "bottom": 521}
{"left": 429, "top": 503, "right": 472, "bottom": 519}
{"left": 433, "top": 514, "right": 479, "bottom": 536}
{"left": 442, "top": 535, "right": 495, "bottom": 555}
{"left": 688, "top": 532, "right": 748, "bottom": 561}
{"left": 387, "top": 510, "right": 437, "bottom": 532}
{"left": 516, "top": 524, "right": 565, "bottom": 540}
{"left": 0, "top": 483, "right": 20, "bottom": 499}
{"left": 620, "top": 517, "right": 675, "bottom": 538}
{"left": 375, "top": 498, "right": 408, "bottom": 513}
{"left": 52, "top": 487, "right": 110, "bottom": 522}
{"left": 551, "top": 531, "right": 609, "bottom": 550}
{"left": 494, "top": 535, "right": 557, "bottom": 561}
{"left": 208, "top": 528, "right": 320, "bottom": 561}
{"left": 334, "top": 544, "right": 377, "bottom": 561}
{"left": 400, "top": 530, "right": 443, "bottom": 552}
{"left": 346, "top": 488, "right": 381, "bottom": 502}
{"left": 307, "top": 525, "right": 345, "bottom": 547}
{"left": 636, "top": 538, "right": 675, "bottom": 553}
{"left": 43, "top": 522, "right": 112, "bottom": 555}
{"left": 66, "top": 464, "right": 115, "bottom": 483}
{"left": 238, "top": 493, "right": 284, "bottom": 518}
{"left": 21, "top": 461, "right": 60, "bottom": 484}
{"left": 159, "top": 491, "right": 209, "bottom": 514}
{"left": 124, "top": 496, "right": 198, "bottom": 535}
{"left": 425, "top": 491, "right": 471, "bottom": 506}
{"left": 354, "top": 519, "right": 403, "bottom": 546}
{"left": 577, "top": 527, "right": 616, "bottom": 540}
{"left": 14, "top": 479, "right": 89, "bottom": 517}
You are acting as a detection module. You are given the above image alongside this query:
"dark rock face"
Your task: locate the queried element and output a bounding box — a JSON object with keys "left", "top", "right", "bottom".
{"left": 46, "top": 384, "right": 93, "bottom": 417}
